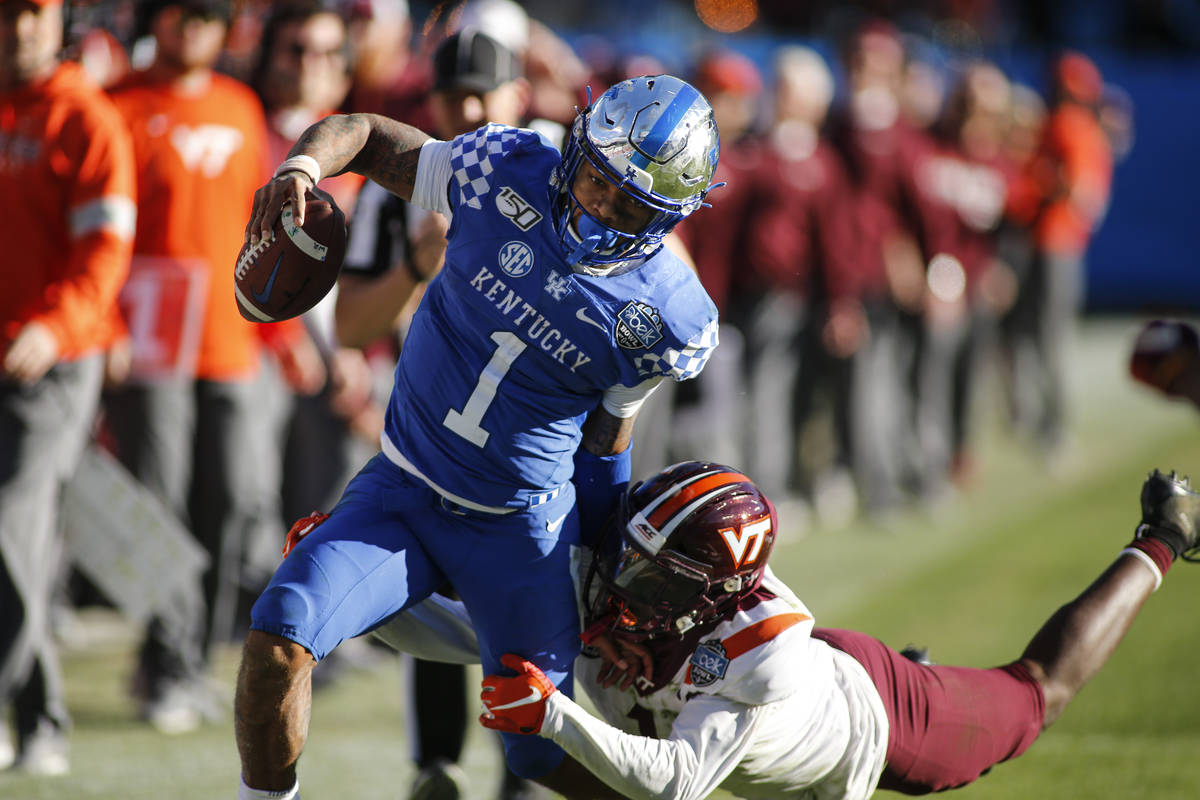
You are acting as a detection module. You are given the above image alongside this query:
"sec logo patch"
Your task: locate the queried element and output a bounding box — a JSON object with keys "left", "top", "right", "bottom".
{"left": 499, "top": 240, "right": 534, "bottom": 278}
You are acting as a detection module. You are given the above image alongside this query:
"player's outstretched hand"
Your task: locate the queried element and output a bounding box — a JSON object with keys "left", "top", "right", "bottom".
{"left": 589, "top": 633, "right": 653, "bottom": 691}
{"left": 480, "top": 654, "right": 558, "bottom": 735}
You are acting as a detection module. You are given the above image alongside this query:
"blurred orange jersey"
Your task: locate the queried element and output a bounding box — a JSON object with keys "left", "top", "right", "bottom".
{"left": 1011, "top": 103, "right": 1113, "bottom": 255}
{"left": 110, "top": 70, "right": 273, "bottom": 380}
{"left": 0, "top": 62, "right": 136, "bottom": 359}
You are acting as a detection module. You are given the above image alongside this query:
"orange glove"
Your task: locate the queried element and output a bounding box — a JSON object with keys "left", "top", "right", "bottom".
{"left": 282, "top": 511, "right": 330, "bottom": 557}
{"left": 480, "top": 653, "right": 558, "bottom": 735}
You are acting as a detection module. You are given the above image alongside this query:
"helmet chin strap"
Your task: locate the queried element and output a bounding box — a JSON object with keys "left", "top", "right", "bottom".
{"left": 565, "top": 212, "right": 622, "bottom": 266}
{"left": 579, "top": 612, "right": 618, "bottom": 645}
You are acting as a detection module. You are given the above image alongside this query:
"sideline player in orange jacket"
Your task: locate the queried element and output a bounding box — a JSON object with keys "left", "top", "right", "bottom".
{"left": 103, "top": 0, "right": 311, "bottom": 734}
{"left": 0, "top": 0, "right": 136, "bottom": 773}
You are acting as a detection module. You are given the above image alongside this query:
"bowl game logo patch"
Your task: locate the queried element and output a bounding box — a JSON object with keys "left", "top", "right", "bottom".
{"left": 689, "top": 640, "right": 729, "bottom": 687}
{"left": 616, "top": 301, "right": 664, "bottom": 350}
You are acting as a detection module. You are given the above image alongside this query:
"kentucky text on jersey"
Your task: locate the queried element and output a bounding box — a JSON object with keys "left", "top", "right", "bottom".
{"left": 468, "top": 265, "right": 593, "bottom": 372}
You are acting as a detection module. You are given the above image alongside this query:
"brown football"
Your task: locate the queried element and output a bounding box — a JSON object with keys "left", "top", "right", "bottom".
{"left": 234, "top": 192, "right": 346, "bottom": 322}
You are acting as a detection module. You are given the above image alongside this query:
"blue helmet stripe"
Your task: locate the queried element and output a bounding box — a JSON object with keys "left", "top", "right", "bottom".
{"left": 635, "top": 81, "right": 703, "bottom": 166}
{"left": 627, "top": 149, "right": 651, "bottom": 170}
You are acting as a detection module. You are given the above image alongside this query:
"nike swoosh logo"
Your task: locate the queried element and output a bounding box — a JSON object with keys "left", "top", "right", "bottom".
{"left": 490, "top": 686, "right": 544, "bottom": 711}
{"left": 252, "top": 253, "right": 285, "bottom": 304}
{"left": 576, "top": 307, "right": 608, "bottom": 333}
{"left": 546, "top": 513, "right": 567, "bottom": 533}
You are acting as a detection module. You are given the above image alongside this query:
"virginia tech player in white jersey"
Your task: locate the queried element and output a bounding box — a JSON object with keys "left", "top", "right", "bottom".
{"left": 565, "top": 566, "right": 889, "bottom": 800}
{"left": 378, "top": 464, "right": 889, "bottom": 799}
{"left": 390, "top": 459, "right": 1200, "bottom": 800}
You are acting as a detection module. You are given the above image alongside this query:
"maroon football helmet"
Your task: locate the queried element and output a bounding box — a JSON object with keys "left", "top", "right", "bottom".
{"left": 582, "top": 461, "right": 778, "bottom": 642}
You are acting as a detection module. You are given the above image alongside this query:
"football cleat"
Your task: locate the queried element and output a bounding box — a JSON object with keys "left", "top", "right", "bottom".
{"left": 1137, "top": 469, "right": 1200, "bottom": 562}
{"left": 409, "top": 759, "right": 469, "bottom": 800}
{"left": 11, "top": 722, "right": 69, "bottom": 776}
{"left": 0, "top": 726, "right": 14, "bottom": 771}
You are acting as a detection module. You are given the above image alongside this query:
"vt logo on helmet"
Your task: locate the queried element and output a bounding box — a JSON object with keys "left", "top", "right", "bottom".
{"left": 582, "top": 461, "right": 777, "bottom": 642}
{"left": 551, "top": 75, "right": 721, "bottom": 271}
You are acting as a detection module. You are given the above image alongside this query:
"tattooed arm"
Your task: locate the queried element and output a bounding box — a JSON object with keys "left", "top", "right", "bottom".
{"left": 580, "top": 374, "right": 666, "bottom": 456}
{"left": 577, "top": 405, "right": 656, "bottom": 689}
{"left": 580, "top": 407, "right": 636, "bottom": 457}
{"left": 246, "top": 113, "right": 432, "bottom": 244}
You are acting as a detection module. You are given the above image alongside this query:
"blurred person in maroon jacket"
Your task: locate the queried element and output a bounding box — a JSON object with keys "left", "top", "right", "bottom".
{"left": 240, "top": 6, "right": 375, "bottom": 730}
{"left": 912, "top": 61, "right": 1020, "bottom": 489}
{"left": 248, "top": 0, "right": 378, "bottom": 570}
{"left": 251, "top": 1, "right": 362, "bottom": 208}
{"left": 827, "top": 20, "right": 955, "bottom": 511}
{"left": 733, "top": 44, "right": 867, "bottom": 524}
{"left": 672, "top": 48, "right": 765, "bottom": 472}
{"left": 339, "top": 0, "right": 433, "bottom": 131}
{"left": 1003, "top": 51, "right": 1114, "bottom": 464}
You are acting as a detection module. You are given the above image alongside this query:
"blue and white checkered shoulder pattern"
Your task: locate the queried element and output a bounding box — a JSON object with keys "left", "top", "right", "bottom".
{"left": 449, "top": 123, "right": 537, "bottom": 211}
{"left": 634, "top": 318, "right": 719, "bottom": 381}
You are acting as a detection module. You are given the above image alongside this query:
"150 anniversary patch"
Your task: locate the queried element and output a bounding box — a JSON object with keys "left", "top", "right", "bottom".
{"left": 496, "top": 186, "right": 543, "bottom": 231}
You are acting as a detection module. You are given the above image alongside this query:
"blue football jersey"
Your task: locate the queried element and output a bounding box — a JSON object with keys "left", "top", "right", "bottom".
{"left": 382, "top": 124, "right": 719, "bottom": 509}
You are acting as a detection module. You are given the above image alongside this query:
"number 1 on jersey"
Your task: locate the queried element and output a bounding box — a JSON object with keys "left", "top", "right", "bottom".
{"left": 443, "top": 331, "right": 527, "bottom": 447}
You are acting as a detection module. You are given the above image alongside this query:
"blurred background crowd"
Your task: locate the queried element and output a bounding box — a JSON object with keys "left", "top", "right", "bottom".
{"left": 1, "top": 0, "right": 1196, "bottom": 797}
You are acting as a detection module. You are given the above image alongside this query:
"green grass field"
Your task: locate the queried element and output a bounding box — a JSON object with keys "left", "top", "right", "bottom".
{"left": 4, "top": 317, "right": 1200, "bottom": 800}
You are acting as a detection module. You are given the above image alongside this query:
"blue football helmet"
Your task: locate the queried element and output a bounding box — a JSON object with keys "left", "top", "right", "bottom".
{"left": 551, "top": 75, "right": 721, "bottom": 270}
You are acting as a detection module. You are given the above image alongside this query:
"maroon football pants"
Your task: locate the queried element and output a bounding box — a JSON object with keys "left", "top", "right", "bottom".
{"left": 813, "top": 628, "right": 1045, "bottom": 795}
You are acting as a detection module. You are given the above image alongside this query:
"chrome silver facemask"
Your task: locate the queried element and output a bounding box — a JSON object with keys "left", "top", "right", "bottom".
{"left": 551, "top": 75, "right": 721, "bottom": 270}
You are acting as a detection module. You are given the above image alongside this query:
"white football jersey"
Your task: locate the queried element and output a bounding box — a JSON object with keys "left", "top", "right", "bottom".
{"left": 543, "top": 567, "right": 889, "bottom": 800}
{"left": 370, "top": 566, "right": 889, "bottom": 799}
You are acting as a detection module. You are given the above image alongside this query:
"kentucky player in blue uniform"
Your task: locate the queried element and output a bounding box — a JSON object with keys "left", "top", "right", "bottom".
{"left": 235, "top": 75, "right": 721, "bottom": 800}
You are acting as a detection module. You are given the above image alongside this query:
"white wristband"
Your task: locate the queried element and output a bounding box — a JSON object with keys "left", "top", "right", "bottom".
{"left": 1119, "top": 547, "right": 1163, "bottom": 592}
{"left": 238, "top": 777, "right": 299, "bottom": 800}
{"left": 273, "top": 154, "right": 321, "bottom": 186}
